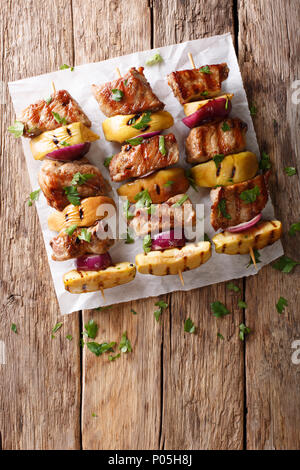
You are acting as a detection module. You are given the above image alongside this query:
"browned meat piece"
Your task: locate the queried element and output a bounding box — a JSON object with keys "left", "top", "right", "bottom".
{"left": 109, "top": 133, "right": 179, "bottom": 182}
{"left": 129, "top": 194, "right": 196, "bottom": 237}
{"left": 167, "top": 63, "right": 229, "bottom": 104}
{"left": 186, "top": 118, "right": 248, "bottom": 163}
{"left": 38, "top": 158, "right": 108, "bottom": 211}
{"left": 50, "top": 222, "right": 114, "bottom": 261}
{"left": 91, "top": 67, "right": 164, "bottom": 117}
{"left": 17, "top": 90, "right": 91, "bottom": 137}
{"left": 210, "top": 173, "right": 270, "bottom": 231}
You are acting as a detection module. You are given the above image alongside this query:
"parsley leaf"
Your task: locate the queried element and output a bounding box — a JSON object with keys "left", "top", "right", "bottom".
{"left": 71, "top": 172, "right": 94, "bottom": 186}
{"left": 185, "top": 168, "right": 198, "bottom": 192}
{"left": 8, "top": 121, "right": 24, "bottom": 138}
{"left": 225, "top": 96, "right": 229, "bottom": 110}
{"left": 227, "top": 282, "right": 240, "bottom": 293}
{"left": 65, "top": 224, "right": 78, "bottom": 236}
{"left": 172, "top": 194, "right": 188, "bottom": 207}
{"left": 78, "top": 228, "right": 91, "bottom": 243}
{"left": 52, "top": 112, "right": 67, "bottom": 125}
{"left": 217, "top": 199, "right": 231, "bottom": 219}
{"left": 60, "top": 64, "right": 74, "bottom": 71}
{"left": 109, "top": 353, "right": 121, "bottom": 361}
{"left": 104, "top": 156, "right": 113, "bottom": 167}
{"left": 217, "top": 332, "right": 224, "bottom": 340}
{"left": 87, "top": 341, "right": 116, "bottom": 356}
{"left": 66, "top": 334, "right": 73, "bottom": 341}
{"left": 201, "top": 90, "right": 209, "bottom": 96}
{"left": 28, "top": 188, "right": 41, "bottom": 206}
{"left": 134, "top": 189, "right": 152, "bottom": 210}
{"left": 284, "top": 167, "right": 297, "bottom": 176}
{"left": 289, "top": 222, "right": 300, "bottom": 236}
{"left": 247, "top": 249, "right": 261, "bottom": 267}
{"left": 83, "top": 319, "right": 98, "bottom": 339}
{"left": 240, "top": 185, "right": 260, "bottom": 203}
{"left": 238, "top": 300, "right": 248, "bottom": 309}
{"left": 143, "top": 234, "right": 152, "bottom": 253}
{"left": 221, "top": 122, "right": 231, "bottom": 132}
{"left": 131, "top": 309, "right": 137, "bottom": 315}
{"left": 184, "top": 318, "right": 196, "bottom": 333}
{"left": 125, "top": 137, "right": 144, "bottom": 146}
{"left": 146, "top": 53, "right": 163, "bottom": 66}
{"left": 64, "top": 185, "right": 80, "bottom": 205}
{"left": 11, "top": 323, "right": 17, "bottom": 334}
{"left": 132, "top": 111, "right": 151, "bottom": 130}
{"left": 199, "top": 65, "right": 211, "bottom": 74}
{"left": 276, "top": 296, "right": 288, "bottom": 314}
{"left": 52, "top": 322, "right": 63, "bottom": 337}
{"left": 45, "top": 96, "right": 52, "bottom": 105}
{"left": 154, "top": 300, "right": 168, "bottom": 322}
{"left": 211, "top": 301, "right": 230, "bottom": 318}
{"left": 204, "top": 233, "right": 210, "bottom": 242}
{"left": 164, "top": 180, "right": 174, "bottom": 187}
{"left": 159, "top": 135, "right": 166, "bottom": 155}
{"left": 119, "top": 331, "right": 132, "bottom": 353}
{"left": 111, "top": 89, "right": 124, "bottom": 101}
{"left": 213, "top": 153, "right": 225, "bottom": 168}
{"left": 250, "top": 104, "right": 257, "bottom": 116}
{"left": 60, "top": 140, "right": 70, "bottom": 147}
{"left": 124, "top": 227, "right": 135, "bottom": 244}
{"left": 239, "top": 323, "right": 251, "bottom": 341}
{"left": 272, "top": 255, "right": 300, "bottom": 273}
{"left": 259, "top": 151, "right": 272, "bottom": 172}
{"left": 123, "top": 200, "right": 134, "bottom": 220}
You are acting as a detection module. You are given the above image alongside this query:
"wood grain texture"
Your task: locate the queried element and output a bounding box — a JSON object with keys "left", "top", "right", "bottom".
{"left": 152, "top": 0, "right": 244, "bottom": 450}
{"left": 0, "top": 0, "right": 81, "bottom": 450}
{"left": 72, "top": 0, "right": 163, "bottom": 450}
{"left": 238, "top": 0, "right": 300, "bottom": 449}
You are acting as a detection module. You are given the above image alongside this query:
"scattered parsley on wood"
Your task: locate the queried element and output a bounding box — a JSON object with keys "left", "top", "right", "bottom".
{"left": 52, "top": 322, "right": 63, "bottom": 338}
{"left": 146, "top": 53, "right": 163, "bottom": 66}
{"left": 211, "top": 301, "right": 230, "bottom": 318}
{"left": 154, "top": 300, "right": 168, "bottom": 322}
{"left": 276, "top": 296, "right": 288, "bottom": 314}
{"left": 240, "top": 185, "right": 260, "bottom": 203}
{"left": 284, "top": 167, "right": 297, "bottom": 176}
{"left": 217, "top": 332, "right": 224, "bottom": 340}
{"left": 28, "top": 188, "right": 41, "bottom": 206}
{"left": 11, "top": 323, "right": 17, "bottom": 334}
{"left": 109, "top": 353, "right": 121, "bottom": 361}
{"left": 227, "top": 282, "right": 241, "bottom": 293}
{"left": 119, "top": 331, "right": 132, "bottom": 353}
{"left": 87, "top": 341, "right": 116, "bottom": 356}
{"left": 60, "top": 64, "right": 74, "bottom": 71}
{"left": 249, "top": 104, "right": 257, "bottom": 116}
{"left": 83, "top": 319, "right": 98, "bottom": 339}
{"left": 238, "top": 300, "right": 248, "bottom": 309}
{"left": 272, "top": 255, "right": 300, "bottom": 273}
{"left": 239, "top": 323, "right": 251, "bottom": 341}
{"left": 8, "top": 121, "right": 24, "bottom": 138}
{"left": 131, "top": 309, "right": 137, "bottom": 315}
{"left": 184, "top": 318, "right": 196, "bottom": 334}
{"left": 66, "top": 335, "right": 73, "bottom": 341}
{"left": 259, "top": 151, "right": 272, "bottom": 172}
{"left": 288, "top": 222, "right": 300, "bottom": 236}
{"left": 111, "top": 88, "right": 124, "bottom": 101}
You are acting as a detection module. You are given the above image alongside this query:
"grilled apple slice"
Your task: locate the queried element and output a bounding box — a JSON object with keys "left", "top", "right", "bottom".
{"left": 191, "top": 151, "right": 258, "bottom": 188}
{"left": 135, "top": 241, "right": 211, "bottom": 276}
{"left": 48, "top": 196, "right": 116, "bottom": 232}
{"left": 30, "top": 122, "right": 99, "bottom": 160}
{"left": 64, "top": 262, "right": 136, "bottom": 293}
{"left": 102, "top": 111, "right": 174, "bottom": 143}
{"left": 212, "top": 220, "right": 282, "bottom": 255}
{"left": 183, "top": 93, "right": 234, "bottom": 116}
{"left": 117, "top": 167, "right": 189, "bottom": 204}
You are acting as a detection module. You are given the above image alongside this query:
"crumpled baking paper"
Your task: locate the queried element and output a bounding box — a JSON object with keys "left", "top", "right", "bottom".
{"left": 8, "top": 33, "right": 283, "bottom": 314}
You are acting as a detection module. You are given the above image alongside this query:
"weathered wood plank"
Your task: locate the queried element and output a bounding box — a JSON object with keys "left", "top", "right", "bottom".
{"left": 72, "top": 0, "right": 163, "bottom": 450}
{"left": 0, "top": 0, "right": 81, "bottom": 450}
{"left": 153, "top": 0, "right": 244, "bottom": 450}
{"left": 238, "top": 0, "right": 300, "bottom": 449}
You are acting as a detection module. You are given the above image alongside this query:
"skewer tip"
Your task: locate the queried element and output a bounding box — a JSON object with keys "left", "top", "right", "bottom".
{"left": 249, "top": 247, "right": 257, "bottom": 270}
{"left": 51, "top": 81, "right": 56, "bottom": 94}
{"left": 178, "top": 270, "right": 185, "bottom": 286}
{"left": 115, "top": 67, "right": 121, "bottom": 78}
{"left": 188, "top": 52, "right": 196, "bottom": 69}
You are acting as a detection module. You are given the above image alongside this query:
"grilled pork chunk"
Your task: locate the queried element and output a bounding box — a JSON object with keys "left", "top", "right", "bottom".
{"left": 129, "top": 194, "right": 196, "bottom": 237}
{"left": 109, "top": 133, "right": 179, "bottom": 182}
{"left": 92, "top": 67, "right": 164, "bottom": 117}
{"left": 18, "top": 90, "right": 91, "bottom": 138}
{"left": 38, "top": 158, "right": 107, "bottom": 211}
{"left": 210, "top": 173, "right": 269, "bottom": 231}
{"left": 50, "top": 222, "right": 114, "bottom": 261}
{"left": 167, "top": 63, "right": 229, "bottom": 105}
{"left": 186, "top": 118, "right": 247, "bottom": 164}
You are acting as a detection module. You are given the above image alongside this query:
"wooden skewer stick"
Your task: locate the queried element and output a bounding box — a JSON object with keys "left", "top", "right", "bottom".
{"left": 115, "top": 67, "right": 121, "bottom": 78}
{"left": 249, "top": 246, "right": 257, "bottom": 270}
{"left": 100, "top": 287, "right": 106, "bottom": 301}
{"left": 51, "top": 81, "right": 56, "bottom": 94}
{"left": 188, "top": 52, "right": 196, "bottom": 69}
{"left": 178, "top": 270, "right": 185, "bottom": 286}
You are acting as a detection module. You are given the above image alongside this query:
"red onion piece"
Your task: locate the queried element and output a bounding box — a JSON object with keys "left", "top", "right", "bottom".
{"left": 138, "top": 170, "right": 156, "bottom": 179}
{"left": 76, "top": 252, "right": 112, "bottom": 271}
{"left": 46, "top": 142, "right": 91, "bottom": 161}
{"left": 151, "top": 230, "right": 186, "bottom": 251}
{"left": 226, "top": 213, "right": 262, "bottom": 233}
{"left": 182, "top": 97, "right": 232, "bottom": 129}
{"left": 136, "top": 130, "right": 161, "bottom": 139}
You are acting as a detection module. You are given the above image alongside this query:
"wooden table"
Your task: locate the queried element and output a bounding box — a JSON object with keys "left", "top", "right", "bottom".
{"left": 0, "top": 0, "right": 299, "bottom": 450}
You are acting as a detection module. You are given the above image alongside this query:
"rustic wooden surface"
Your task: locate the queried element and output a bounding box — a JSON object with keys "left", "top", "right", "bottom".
{"left": 0, "top": 0, "right": 299, "bottom": 450}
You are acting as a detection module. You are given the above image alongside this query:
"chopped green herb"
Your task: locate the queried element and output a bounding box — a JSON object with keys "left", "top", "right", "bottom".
{"left": 143, "top": 234, "right": 152, "bottom": 253}
{"left": 238, "top": 300, "right": 248, "bottom": 309}
{"left": 276, "top": 296, "right": 288, "bottom": 314}
{"left": 134, "top": 189, "right": 152, "bottom": 210}
{"left": 225, "top": 96, "right": 229, "bottom": 110}
{"left": 119, "top": 331, "right": 132, "bottom": 353}
{"left": 211, "top": 301, "right": 230, "bottom": 318}
{"left": 91, "top": 412, "right": 97, "bottom": 417}
{"left": 201, "top": 90, "right": 209, "bottom": 96}
{"left": 289, "top": 222, "right": 300, "bottom": 236}
{"left": 154, "top": 300, "right": 168, "bottom": 322}
{"left": 213, "top": 153, "right": 225, "bottom": 168}
{"left": 146, "top": 53, "right": 163, "bottom": 66}
{"left": 159, "top": 135, "right": 166, "bottom": 155}
{"left": 131, "top": 309, "right": 137, "bottom": 315}
{"left": 217, "top": 199, "right": 231, "bottom": 219}
{"left": 83, "top": 319, "right": 98, "bottom": 339}
{"left": 172, "top": 194, "right": 188, "bottom": 207}
{"left": 204, "top": 233, "right": 210, "bottom": 242}
{"left": 28, "top": 188, "right": 41, "bottom": 206}
{"left": 272, "top": 255, "right": 300, "bottom": 273}
{"left": 66, "top": 334, "right": 73, "bottom": 341}
{"left": 104, "top": 156, "right": 113, "bottom": 167}
{"left": 221, "top": 122, "right": 231, "bottom": 132}
{"left": 125, "top": 227, "right": 135, "bottom": 244}
{"left": 78, "top": 228, "right": 91, "bottom": 243}
{"left": 123, "top": 199, "right": 134, "bottom": 221}
{"left": 65, "top": 224, "right": 78, "bottom": 236}
{"left": 132, "top": 111, "right": 151, "bottom": 130}
{"left": 87, "top": 341, "right": 116, "bottom": 356}
{"left": 227, "top": 178, "right": 234, "bottom": 183}
{"left": 239, "top": 323, "right": 251, "bottom": 341}
{"left": 109, "top": 353, "right": 121, "bottom": 361}
{"left": 111, "top": 88, "right": 124, "bottom": 101}
{"left": 45, "top": 96, "right": 52, "bottom": 105}
{"left": 199, "top": 65, "right": 211, "bottom": 74}
{"left": 240, "top": 185, "right": 260, "bottom": 204}
{"left": 217, "top": 332, "right": 224, "bottom": 340}
{"left": 164, "top": 180, "right": 174, "bottom": 187}
{"left": 11, "top": 323, "right": 17, "bottom": 334}
{"left": 52, "top": 322, "right": 63, "bottom": 336}
{"left": 184, "top": 318, "right": 196, "bottom": 334}
{"left": 250, "top": 104, "right": 257, "bottom": 116}
{"left": 247, "top": 249, "right": 261, "bottom": 267}
{"left": 125, "top": 136, "right": 144, "bottom": 146}
{"left": 60, "top": 64, "right": 74, "bottom": 71}
{"left": 185, "top": 168, "right": 198, "bottom": 192}
{"left": 227, "top": 282, "right": 241, "bottom": 293}
{"left": 71, "top": 172, "right": 94, "bottom": 186}
{"left": 64, "top": 185, "right": 80, "bottom": 205}
{"left": 60, "top": 140, "right": 70, "bottom": 147}
{"left": 284, "top": 167, "right": 297, "bottom": 176}
{"left": 259, "top": 151, "right": 271, "bottom": 172}
{"left": 52, "top": 112, "right": 67, "bottom": 125}
{"left": 124, "top": 79, "right": 128, "bottom": 86}
{"left": 8, "top": 121, "right": 24, "bottom": 138}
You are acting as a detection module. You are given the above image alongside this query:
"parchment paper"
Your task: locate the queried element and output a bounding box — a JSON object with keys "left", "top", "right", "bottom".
{"left": 8, "top": 33, "right": 283, "bottom": 314}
